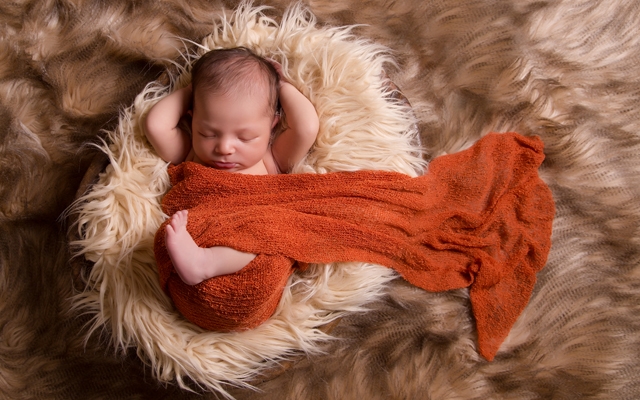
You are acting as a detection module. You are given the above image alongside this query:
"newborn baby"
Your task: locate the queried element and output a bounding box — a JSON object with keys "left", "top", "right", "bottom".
{"left": 144, "top": 47, "right": 319, "bottom": 285}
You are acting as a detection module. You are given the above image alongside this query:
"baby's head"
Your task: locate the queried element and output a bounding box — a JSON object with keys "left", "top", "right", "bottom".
{"left": 189, "top": 47, "right": 280, "bottom": 171}
{"left": 191, "top": 47, "right": 280, "bottom": 116}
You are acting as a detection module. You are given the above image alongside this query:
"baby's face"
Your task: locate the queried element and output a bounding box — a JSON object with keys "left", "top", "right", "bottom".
{"left": 191, "top": 88, "right": 277, "bottom": 173}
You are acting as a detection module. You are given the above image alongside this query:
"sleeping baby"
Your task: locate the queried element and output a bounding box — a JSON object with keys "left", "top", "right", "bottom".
{"left": 144, "top": 47, "right": 319, "bottom": 286}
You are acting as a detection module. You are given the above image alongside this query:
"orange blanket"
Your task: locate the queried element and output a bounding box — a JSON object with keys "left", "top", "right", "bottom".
{"left": 154, "top": 132, "right": 555, "bottom": 361}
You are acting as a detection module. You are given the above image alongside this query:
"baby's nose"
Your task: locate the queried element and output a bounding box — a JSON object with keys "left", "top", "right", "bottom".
{"left": 216, "top": 138, "right": 234, "bottom": 154}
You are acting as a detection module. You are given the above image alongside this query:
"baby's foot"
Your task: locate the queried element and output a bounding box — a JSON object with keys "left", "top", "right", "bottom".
{"left": 165, "top": 210, "right": 209, "bottom": 285}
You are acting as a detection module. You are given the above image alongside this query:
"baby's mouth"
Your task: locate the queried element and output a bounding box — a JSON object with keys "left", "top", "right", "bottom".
{"left": 211, "top": 161, "right": 236, "bottom": 170}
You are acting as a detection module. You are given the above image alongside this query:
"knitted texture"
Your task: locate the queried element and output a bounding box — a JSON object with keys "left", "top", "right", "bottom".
{"left": 153, "top": 132, "right": 555, "bottom": 361}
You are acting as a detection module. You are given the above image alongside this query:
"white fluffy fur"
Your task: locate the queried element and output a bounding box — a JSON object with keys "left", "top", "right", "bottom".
{"left": 70, "top": 2, "right": 426, "bottom": 397}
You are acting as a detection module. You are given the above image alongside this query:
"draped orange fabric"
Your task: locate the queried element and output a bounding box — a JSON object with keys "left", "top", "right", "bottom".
{"left": 154, "top": 132, "right": 555, "bottom": 361}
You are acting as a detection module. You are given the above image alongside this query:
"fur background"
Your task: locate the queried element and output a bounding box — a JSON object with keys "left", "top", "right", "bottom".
{"left": 1, "top": 0, "right": 639, "bottom": 399}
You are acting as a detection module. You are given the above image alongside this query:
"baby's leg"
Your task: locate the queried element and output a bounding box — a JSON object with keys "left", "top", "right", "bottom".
{"left": 165, "top": 210, "right": 256, "bottom": 285}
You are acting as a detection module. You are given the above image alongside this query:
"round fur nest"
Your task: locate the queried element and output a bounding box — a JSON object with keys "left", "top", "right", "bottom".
{"left": 69, "top": 3, "right": 427, "bottom": 396}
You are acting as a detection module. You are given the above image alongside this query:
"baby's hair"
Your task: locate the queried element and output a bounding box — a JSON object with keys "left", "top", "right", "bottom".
{"left": 190, "top": 47, "right": 280, "bottom": 117}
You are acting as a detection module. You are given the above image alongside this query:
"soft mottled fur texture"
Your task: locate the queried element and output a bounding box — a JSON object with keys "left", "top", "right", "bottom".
{"left": 1, "top": 1, "right": 639, "bottom": 399}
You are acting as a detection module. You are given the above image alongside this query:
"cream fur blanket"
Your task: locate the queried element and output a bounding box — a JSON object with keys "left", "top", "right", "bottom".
{"left": 1, "top": 0, "right": 638, "bottom": 399}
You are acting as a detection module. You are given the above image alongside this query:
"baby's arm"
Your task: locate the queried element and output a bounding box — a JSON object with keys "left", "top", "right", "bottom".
{"left": 144, "top": 85, "right": 192, "bottom": 164}
{"left": 271, "top": 70, "right": 319, "bottom": 173}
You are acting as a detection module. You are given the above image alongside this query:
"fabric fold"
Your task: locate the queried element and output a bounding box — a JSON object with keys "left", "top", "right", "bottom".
{"left": 154, "top": 132, "right": 555, "bottom": 361}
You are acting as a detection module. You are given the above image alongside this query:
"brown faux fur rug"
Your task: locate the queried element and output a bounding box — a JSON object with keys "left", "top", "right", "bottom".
{"left": 1, "top": 0, "right": 639, "bottom": 399}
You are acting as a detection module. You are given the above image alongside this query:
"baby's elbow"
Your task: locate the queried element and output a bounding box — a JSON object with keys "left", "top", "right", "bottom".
{"left": 143, "top": 113, "right": 186, "bottom": 163}
{"left": 143, "top": 113, "right": 158, "bottom": 144}
{"left": 304, "top": 116, "right": 320, "bottom": 142}
{"left": 143, "top": 111, "right": 163, "bottom": 141}
{"left": 142, "top": 119, "right": 165, "bottom": 156}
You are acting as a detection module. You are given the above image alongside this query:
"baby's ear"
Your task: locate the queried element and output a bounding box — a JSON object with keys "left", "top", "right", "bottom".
{"left": 271, "top": 113, "right": 280, "bottom": 129}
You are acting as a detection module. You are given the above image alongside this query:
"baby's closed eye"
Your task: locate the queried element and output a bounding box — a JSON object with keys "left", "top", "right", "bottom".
{"left": 197, "top": 130, "right": 219, "bottom": 138}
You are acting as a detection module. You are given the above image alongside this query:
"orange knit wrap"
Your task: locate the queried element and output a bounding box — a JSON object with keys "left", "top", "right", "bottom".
{"left": 153, "top": 132, "right": 555, "bottom": 361}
